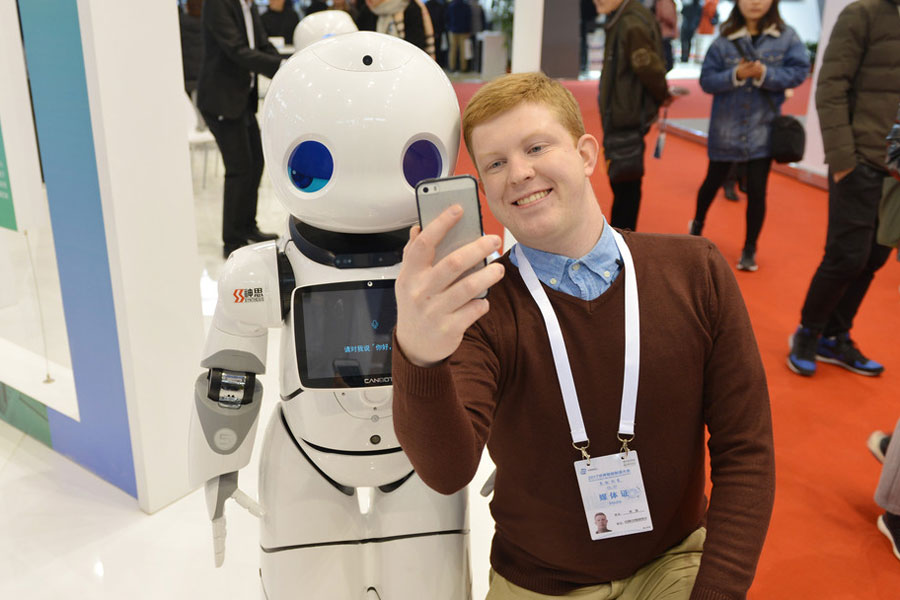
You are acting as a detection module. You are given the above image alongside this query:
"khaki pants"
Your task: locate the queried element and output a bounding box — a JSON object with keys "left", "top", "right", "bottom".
{"left": 448, "top": 32, "right": 469, "bottom": 72}
{"left": 486, "top": 527, "right": 705, "bottom": 600}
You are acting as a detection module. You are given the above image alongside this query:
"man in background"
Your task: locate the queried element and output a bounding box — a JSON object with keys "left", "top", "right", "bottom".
{"left": 198, "top": 0, "right": 282, "bottom": 258}
{"left": 425, "top": 0, "right": 448, "bottom": 67}
{"left": 680, "top": 0, "right": 701, "bottom": 62}
{"left": 179, "top": 0, "right": 205, "bottom": 98}
{"left": 787, "top": 0, "right": 900, "bottom": 377}
{"left": 596, "top": 0, "right": 670, "bottom": 231}
{"left": 446, "top": 0, "right": 471, "bottom": 73}
{"left": 261, "top": 0, "right": 301, "bottom": 41}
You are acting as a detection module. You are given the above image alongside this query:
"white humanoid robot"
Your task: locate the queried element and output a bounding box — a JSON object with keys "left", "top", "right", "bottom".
{"left": 292, "top": 9, "right": 358, "bottom": 52}
{"left": 189, "top": 32, "right": 471, "bottom": 599}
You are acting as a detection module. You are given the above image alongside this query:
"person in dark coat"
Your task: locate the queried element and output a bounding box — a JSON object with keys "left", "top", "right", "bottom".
{"left": 425, "top": 0, "right": 447, "bottom": 67}
{"left": 197, "top": 0, "right": 283, "bottom": 257}
{"left": 260, "top": 0, "right": 301, "bottom": 41}
{"left": 305, "top": 0, "right": 330, "bottom": 15}
{"left": 680, "top": 0, "right": 702, "bottom": 62}
{"left": 355, "top": 0, "right": 436, "bottom": 59}
{"left": 180, "top": 0, "right": 204, "bottom": 96}
{"left": 596, "top": 0, "right": 671, "bottom": 231}
{"left": 445, "top": 0, "right": 471, "bottom": 71}
{"left": 788, "top": 0, "right": 900, "bottom": 378}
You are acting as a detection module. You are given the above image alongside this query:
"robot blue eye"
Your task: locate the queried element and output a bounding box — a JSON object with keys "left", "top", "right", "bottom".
{"left": 403, "top": 140, "right": 442, "bottom": 188}
{"left": 288, "top": 141, "right": 334, "bottom": 193}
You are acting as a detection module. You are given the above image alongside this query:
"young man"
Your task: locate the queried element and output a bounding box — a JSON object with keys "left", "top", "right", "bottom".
{"left": 595, "top": 0, "right": 670, "bottom": 231}
{"left": 392, "top": 72, "right": 774, "bottom": 599}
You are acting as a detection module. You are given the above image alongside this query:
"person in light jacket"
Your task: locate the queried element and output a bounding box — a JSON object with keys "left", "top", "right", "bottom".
{"left": 689, "top": 0, "right": 808, "bottom": 272}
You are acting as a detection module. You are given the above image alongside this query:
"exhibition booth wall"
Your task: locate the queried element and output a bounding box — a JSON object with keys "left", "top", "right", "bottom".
{"left": 0, "top": 0, "right": 204, "bottom": 513}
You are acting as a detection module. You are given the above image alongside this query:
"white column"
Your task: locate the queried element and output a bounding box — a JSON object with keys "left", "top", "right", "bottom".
{"left": 504, "top": 1, "right": 546, "bottom": 249}
{"left": 510, "top": 0, "right": 544, "bottom": 74}
{"left": 77, "top": 0, "right": 205, "bottom": 513}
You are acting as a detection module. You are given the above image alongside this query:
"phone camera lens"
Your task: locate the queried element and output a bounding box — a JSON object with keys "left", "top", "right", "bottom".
{"left": 362, "top": 55, "right": 373, "bottom": 66}
{"left": 422, "top": 186, "right": 429, "bottom": 193}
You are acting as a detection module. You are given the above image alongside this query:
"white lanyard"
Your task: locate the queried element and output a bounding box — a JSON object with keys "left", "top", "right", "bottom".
{"left": 514, "top": 228, "right": 640, "bottom": 458}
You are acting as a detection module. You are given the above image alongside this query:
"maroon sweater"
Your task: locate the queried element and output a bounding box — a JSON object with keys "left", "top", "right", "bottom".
{"left": 392, "top": 232, "right": 774, "bottom": 600}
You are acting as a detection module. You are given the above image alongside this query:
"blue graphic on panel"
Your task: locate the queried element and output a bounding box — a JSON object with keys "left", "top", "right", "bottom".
{"left": 17, "top": 0, "right": 136, "bottom": 496}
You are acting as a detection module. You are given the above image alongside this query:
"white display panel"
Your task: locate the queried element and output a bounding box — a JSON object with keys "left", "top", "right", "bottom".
{"left": 2, "top": 0, "right": 204, "bottom": 514}
{"left": 0, "top": 0, "right": 78, "bottom": 421}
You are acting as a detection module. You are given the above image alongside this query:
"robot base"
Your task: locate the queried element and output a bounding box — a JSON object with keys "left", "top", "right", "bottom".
{"left": 258, "top": 405, "right": 471, "bottom": 599}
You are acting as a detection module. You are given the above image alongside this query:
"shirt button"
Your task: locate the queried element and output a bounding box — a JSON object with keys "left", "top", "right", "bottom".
{"left": 603, "top": 270, "right": 611, "bottom": 278}
{"left": 572, "top": 263, "right": 581, "bottom": 271}
{"left": 550, "top": 278, "right": 558, "bottom": 285}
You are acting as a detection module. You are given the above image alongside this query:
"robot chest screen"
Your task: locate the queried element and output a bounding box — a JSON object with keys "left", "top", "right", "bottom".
{"left": 293, "top": 279, "right": 397, "bottom": 389}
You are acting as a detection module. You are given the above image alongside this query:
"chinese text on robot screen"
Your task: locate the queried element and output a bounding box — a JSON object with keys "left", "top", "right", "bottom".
{"left": 298, "top": 285, "right": 397, "bottom": 385}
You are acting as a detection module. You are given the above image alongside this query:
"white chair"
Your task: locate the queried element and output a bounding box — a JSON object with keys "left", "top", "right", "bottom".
{"left": 185, "top": 93, "right": 218, "bottom": 188}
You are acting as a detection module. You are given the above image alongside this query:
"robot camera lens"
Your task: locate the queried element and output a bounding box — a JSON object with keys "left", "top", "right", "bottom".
{"left": 362, "top": 55, "right": 373, "bottom": 66}
{"left": 403, "top": 140, "right": 442, "bottom": 188}
{"left": 288, "top": 141, "right": 334, "bottom": 193}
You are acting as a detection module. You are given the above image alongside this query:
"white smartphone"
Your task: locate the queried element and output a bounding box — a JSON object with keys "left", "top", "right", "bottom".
{"left": 415, "top": 175, "right": 488, "bottom": 298}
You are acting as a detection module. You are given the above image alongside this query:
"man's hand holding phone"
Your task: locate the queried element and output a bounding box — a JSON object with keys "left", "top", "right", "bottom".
{"left": 395, "top": 205, "right": 505, "bottom": 368}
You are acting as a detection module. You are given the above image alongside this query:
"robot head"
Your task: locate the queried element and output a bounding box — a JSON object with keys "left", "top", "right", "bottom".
{"left": 261, "top": 32, "right": 460, "bottom": 234}
{"left": 292, "top": 10, "right": 358, "bottom": 52}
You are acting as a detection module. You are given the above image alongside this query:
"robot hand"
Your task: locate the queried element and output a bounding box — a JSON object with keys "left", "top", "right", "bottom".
{"left": 189, "top": 369, "right": 263, "bottom": 488}
{"left": 205, "top": 471, "right": 265, "bottom": 567}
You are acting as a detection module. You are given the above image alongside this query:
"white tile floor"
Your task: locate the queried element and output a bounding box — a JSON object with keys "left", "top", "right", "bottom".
{"left": 0, "top": 125, "right": 498, "bottom": 599}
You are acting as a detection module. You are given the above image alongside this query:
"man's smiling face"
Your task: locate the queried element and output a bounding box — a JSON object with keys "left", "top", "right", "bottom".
{"left": 470, "top": 102, "right": 600, "bottom": 257}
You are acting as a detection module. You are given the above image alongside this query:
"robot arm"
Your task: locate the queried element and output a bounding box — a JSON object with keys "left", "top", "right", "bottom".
{"left": 189, "top": 241, "right": 292, "bottom": 566}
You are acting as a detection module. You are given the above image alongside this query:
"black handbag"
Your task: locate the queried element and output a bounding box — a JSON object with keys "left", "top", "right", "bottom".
{"left": 769, "top": 113, "right": 805, "bottom": 163}
{"left": 604, "top": 129, "right": 646, "bottom": 183}
{"left": 730, "top": 39, "right": 806, "bottom": 164}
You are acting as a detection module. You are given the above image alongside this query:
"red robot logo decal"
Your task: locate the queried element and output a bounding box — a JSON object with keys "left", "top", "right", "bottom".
{"left": 233, "top": 288, "right": 264, "bottom": 303}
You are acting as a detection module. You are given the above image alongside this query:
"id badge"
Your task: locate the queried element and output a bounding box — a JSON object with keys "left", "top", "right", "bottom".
{"left": 574, "top": 451, "right": 653, "bottom": 540}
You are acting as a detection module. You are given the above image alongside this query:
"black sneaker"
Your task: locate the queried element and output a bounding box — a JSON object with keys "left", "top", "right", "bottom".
{"left": 877, "top": 512, "right": 900, "bottom": 561}
{"left": 787, "top": 326, "right": 819, "bottom": 376}
{"left": 246, "top": 228, "right": 279, "bottom": 242}
{"left": 816, "top": 332, "right": 885, "bottom": 376}
{"left": 736, "top": 249, "right": 758, "bottom": 272}
{"left": 689, "top": 220, "right": 703, "bottom": 236}
{"left": 867, "top": 431, "right": 891, "bottom": 463}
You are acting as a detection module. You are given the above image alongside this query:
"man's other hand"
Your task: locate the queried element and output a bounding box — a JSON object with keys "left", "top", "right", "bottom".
{"left": 833, "top": 167, "right": 854, "bottom": 183}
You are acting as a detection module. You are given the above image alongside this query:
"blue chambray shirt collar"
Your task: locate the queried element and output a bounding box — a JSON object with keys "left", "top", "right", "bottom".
{"left": 509, "top": 218, "right": 622, "bottom": 299}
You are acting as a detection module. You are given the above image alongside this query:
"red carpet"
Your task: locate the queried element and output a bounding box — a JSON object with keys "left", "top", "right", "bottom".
{"left": 452, "top": 80, "right": 900, "bottom": 598}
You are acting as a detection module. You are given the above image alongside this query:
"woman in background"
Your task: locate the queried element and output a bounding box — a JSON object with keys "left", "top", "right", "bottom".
{"left": 355, "top": 0, "right": 436, "bottom": 60}
{"left": 689, "top": 0, "right": 808, "bottom": 271}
